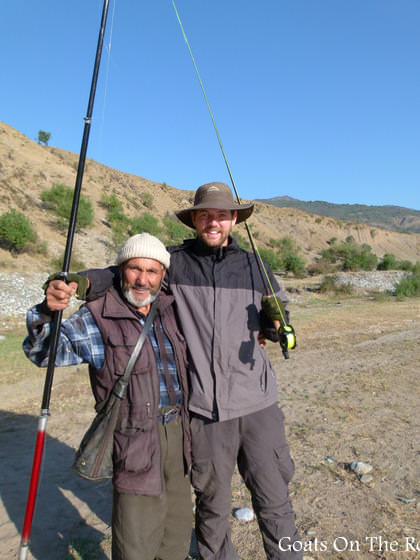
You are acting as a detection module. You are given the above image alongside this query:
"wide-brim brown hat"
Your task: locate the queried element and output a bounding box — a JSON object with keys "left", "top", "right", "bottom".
{"left": 175, "top": 182, "right": 254, "bottom": 228}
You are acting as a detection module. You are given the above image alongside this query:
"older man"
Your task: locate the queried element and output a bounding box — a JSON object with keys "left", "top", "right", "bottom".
{"left": 23, "top": 233, "right": 192, "bottom": 560}
{"left": 47, "top": 182, "right": 302, "bottom": 559}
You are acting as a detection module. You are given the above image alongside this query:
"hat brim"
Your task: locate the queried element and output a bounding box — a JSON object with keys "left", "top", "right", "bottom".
{"left": 175, "top": 202, "right": 254, "bottom": 229}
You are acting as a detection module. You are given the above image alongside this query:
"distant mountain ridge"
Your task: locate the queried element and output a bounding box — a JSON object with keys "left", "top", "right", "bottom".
{"left": 257, "top": 196, "right": 420, "bottom": 234}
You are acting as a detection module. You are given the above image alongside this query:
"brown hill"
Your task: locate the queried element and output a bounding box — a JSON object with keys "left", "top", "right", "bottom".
{"left": 1, "top": 121, "right": 419, "bottom": 273}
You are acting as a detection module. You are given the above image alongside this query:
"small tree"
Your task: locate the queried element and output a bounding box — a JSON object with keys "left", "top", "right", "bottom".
{"left": 318, "top": 238, "right": 378, "bottom": 272}
{"left": 0, "top": 209, "right": 36, "bottom": 252}
{"left": 38, "top": 130, "right": 51, "bottom": 146}
{"left": 377, "top": 253, "right": 398, "bottom": 270}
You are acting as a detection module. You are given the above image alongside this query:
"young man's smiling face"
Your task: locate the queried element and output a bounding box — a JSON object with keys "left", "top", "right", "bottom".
{"left": 191, "top": 208, "right": 237, "bottom": 248}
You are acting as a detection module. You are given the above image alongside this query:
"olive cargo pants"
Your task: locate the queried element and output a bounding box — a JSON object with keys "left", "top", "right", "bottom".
{"left": 190, "top": 404, "right": 302, "bottom": 560}
{"left": 112, "top": 415, "right": 192, "bottom": 560}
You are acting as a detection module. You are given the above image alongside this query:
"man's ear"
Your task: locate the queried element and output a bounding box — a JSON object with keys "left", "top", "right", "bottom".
{"left": 232, "top": 210, "right": 238, "bottom": 226}
{"left": 190, "top": 210, "right": 196, "bottom": 227}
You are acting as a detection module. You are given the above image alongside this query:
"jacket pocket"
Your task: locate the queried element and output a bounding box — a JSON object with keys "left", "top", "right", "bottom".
{"left": 273, "top": 409, "right": 295, "bottom": 484}
{"left": 190, "top": 417, "right": 213, "bottom": 493}
{"left": 259, "top": 362, "right": 268, "bottom": 393}
{"left": 106, "top": 331, "right": 150, "bottom": 376}
{"left": 114, "top": 416, "right": 156, "bottom": 474}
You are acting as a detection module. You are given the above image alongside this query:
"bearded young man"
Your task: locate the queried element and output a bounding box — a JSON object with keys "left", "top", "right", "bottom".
{"left": 23, "top": 233, "right": 192, "bottom": 560}
{"left": 47, "top": 182, "right": 302, "bottom": 560}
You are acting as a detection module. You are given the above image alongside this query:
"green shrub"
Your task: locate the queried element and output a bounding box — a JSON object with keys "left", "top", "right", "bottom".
{"left": 336, "top": 282, "right": 354, "bottom": 295}
{"left": 29, "top": 240, "right": 48, "bottom": 256}
{"left": 41, "top": 183, "right": 94, "bottom": 229}
{"left": 162, "top": 215, "right": 192, "bottom": 245}
{"left": 377, "top": 254, "right": 415, "bottom": 272}
{"left": 0, "top": 209, "right": 36, "bottom": 252}
{"left": 233, "top": 232, "right": 251, "bottom": 251}
{"left": 268, "top": 236, "right": 306, "bottom": 276}
{"left": 259, "top": 248, "right": 283, "bottom": 272}
{"left": 377, "top": 253, "right": 398, "bottom": 270}
{"left": 100, "top": 192, "right": 123, "bottom": 214}
{"left": 412, "top": 261, "right": 420, "bottom": 275}
{"left": 344, "top": 244, "right": 377, "bottom": 271}
{"left": 283, "top": 254, "right": 306, "bottom": 277}
{"left": 101, "top": 195, "right": 164, "bottom": 245}
{"left": 141, "top": 192, "right": 154, "bottom": 209}
{"left": 108, "top": 210, "right": 131, "bottom": 245}
{"left": 319, "top": 275, "right": 354, "bottom": 295}
{"left": 319, "top": 275, "right": 337, "bottom": 293}
{"left": 39, "top": 241, "right": 48, "bottom": 255}
{"left": 130, "top": 213, "right": 162, "bottom": 238}
{"left": 393, "top": 273, "right": 420, "bottom": 298}
{"left": 319, "top": 238, "right": 378, "bottom": 272}
{"left": 307, "top": 259, "right": 336, "bottom": 275}
{"left": 399, "top": 260, "right": 414, "bottom": 271}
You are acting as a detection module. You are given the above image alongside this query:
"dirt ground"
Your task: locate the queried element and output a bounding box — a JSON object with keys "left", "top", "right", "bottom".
{"left": 0, "top": 293, "right": 419, "bottom": 559}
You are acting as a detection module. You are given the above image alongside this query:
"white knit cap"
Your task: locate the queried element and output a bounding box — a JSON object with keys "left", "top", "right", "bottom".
{"left": 116, "top": 233, "right": 170, "bottom": 269}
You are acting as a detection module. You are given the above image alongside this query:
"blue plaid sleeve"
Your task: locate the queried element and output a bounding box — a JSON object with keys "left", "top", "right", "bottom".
{"left": 23, "top": 304, "right": 105, "bottom": 369}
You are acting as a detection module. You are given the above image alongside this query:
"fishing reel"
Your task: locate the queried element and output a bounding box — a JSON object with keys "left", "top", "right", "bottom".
{"left": 277, "top": 324, "right": 296, "bottom": 360}
{"left": 261, "top": 295, "right": 297, "bottom": 360}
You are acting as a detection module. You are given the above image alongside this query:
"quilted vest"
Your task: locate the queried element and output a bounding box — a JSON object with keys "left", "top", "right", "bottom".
{"left": 87, "top": 287, "right": 190, "bottom": 495}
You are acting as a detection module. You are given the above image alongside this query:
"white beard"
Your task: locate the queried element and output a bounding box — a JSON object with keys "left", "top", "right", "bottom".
{"left": 122, "top": 286, "right": 158, "bottom": 308}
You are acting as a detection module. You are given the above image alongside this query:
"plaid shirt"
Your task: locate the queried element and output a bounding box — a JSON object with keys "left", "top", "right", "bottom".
{"left": 24, "top": 303, "right": 182, "bottom": 407}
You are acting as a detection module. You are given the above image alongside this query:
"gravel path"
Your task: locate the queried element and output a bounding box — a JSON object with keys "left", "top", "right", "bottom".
{"left": 0, "top": 273, "right": 46, "bottom": 318}
{"left": 0, "top": 273, "right": 79, "bottom": 326}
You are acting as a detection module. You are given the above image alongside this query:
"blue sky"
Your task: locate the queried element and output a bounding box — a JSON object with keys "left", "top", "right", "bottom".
{"left": 1, "top": 1, "right": 419, "bottom": 210}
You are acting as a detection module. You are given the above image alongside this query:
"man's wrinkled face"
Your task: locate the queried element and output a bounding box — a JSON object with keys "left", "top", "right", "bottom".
{"left": 191, "top": 208, "right": 237, "bottom": 248}
{"left": 121, "top": 257, "right": 165, "bottom": 308}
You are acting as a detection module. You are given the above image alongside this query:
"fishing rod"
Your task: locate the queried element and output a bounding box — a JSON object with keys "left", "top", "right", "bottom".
{"left": 171, "top": 1, "right": 296, "bottom": 358}
{"left": 18, "top": 2, "right": 110, "bottom": 558}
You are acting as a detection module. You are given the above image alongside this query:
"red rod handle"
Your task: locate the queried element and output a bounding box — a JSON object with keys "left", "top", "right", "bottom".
{"left": 19, "top": 415, "right": 48, "bottom": 557}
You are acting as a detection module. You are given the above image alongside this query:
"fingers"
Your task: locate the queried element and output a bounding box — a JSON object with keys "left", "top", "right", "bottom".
{"left": 257, "top": 331, "right": 266, "bottom": 347}
{"left": 45, "top": 280, "right": 77, "bottom": 311}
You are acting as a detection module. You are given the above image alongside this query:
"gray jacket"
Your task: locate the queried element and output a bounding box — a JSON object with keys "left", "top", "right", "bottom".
{"left": 167, "top": 237, "right": 287, "bottom": 421}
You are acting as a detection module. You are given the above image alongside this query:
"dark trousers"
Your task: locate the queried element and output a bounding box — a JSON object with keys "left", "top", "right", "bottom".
{"left": 112, "top": 415, "right": 192, "bottom": 560}
{"left": 190, "top": 404, "right": 302, "bottom": 560}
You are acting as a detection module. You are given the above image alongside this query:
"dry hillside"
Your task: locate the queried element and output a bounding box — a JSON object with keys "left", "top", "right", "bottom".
{"left": 1, "top": 121, "right": 419, "bottom": 273}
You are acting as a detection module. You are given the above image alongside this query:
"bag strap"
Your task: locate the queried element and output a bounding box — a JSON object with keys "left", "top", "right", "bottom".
{"left": 112, "top": 300, "right": 158, "bottom": 399}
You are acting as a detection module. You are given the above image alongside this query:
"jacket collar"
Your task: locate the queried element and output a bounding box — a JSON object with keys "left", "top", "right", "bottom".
{"left": 188, "top": 236, "right": 239, "bottom": 258}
